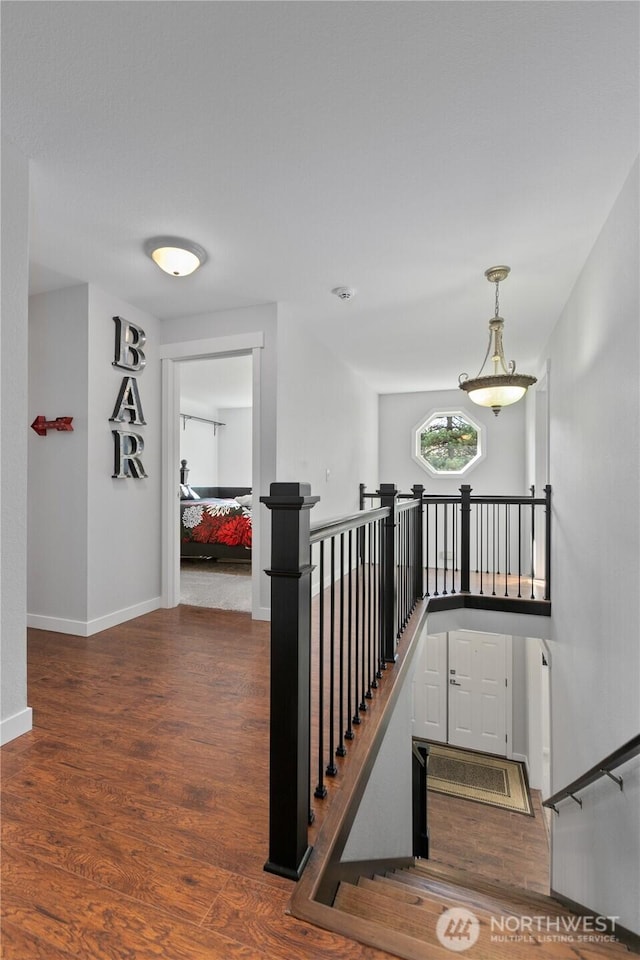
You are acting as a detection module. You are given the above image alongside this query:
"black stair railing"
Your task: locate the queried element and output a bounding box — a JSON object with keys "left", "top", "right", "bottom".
{"left": 262, "top": 482, "right": 423, "bottom": 880}
{"left": 543, "top": 734, "right": 640, "bottom": 814}
{"left": 362, "top": 482, "right": 552, "bottom": 608}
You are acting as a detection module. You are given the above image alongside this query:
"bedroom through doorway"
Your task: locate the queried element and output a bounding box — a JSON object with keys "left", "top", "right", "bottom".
{"left": 178, "top": 354, "right": 253, "bottom": 612}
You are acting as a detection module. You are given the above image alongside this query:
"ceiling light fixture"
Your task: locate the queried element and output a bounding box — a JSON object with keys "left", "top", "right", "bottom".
{"left": 144, "top": 236, "right": 207, "bottom": 277}
{"left": 458, "top": 265, "right": 536, "bottom": 416}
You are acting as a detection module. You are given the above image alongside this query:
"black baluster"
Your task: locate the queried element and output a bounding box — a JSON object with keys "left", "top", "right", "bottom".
{"left": 504, "top": 504, "right": 509, "bottom": 597}
{"left": 346, "top": 530, "right": 355, "bottom": 738}
{"left": 479, "top": 504, "right": 484, "bottom": 595}
{"left": 443, "top": 502, "right": 449, "bottom": 595}
{"left": 315, "top": 541, "right": 327, "bottom": 799}
{"left": 353, "top": 529, "right": 362, "bottom": 724}
{"left": 336, "top": 533, "right": 347, "bottom": 757}
{"left": 425, "top": 501, "right": 431, "bottom": 597}
{"left": 326, "top": 538, "right": 337, "bottom": 776}
{"left": 492, "top": 503, "right": 496, "bottom": 596}
{"left": 518, "top": 503, "right": 522, "bottom": 598}
{"left": 359, "top": 524, "right": 368, "bottom": 712}
{"left": 434, "top": 504, "right": 439, "bottom": 596}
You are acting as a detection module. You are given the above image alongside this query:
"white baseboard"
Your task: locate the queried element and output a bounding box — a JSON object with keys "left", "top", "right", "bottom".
{"left": 253, "top": 605, "right": 271, "bottom": 622}
{"left": 27, "top": 597, "right": 161, "bottom": 637}
{"left": 1, "top": 707, "right": 33, "bottom": 745}
{"left": 512, "top": 752, "right": 529, "bottom": 768}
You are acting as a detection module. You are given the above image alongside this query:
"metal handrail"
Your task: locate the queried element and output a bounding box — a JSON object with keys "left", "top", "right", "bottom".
{"left": 543, "top": 734, "right": 640, "bottom": 813}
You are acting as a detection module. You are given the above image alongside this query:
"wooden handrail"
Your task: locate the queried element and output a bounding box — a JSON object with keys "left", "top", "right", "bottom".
{"left": 543, "top": 734, "right": 640, "bottom": 812}
{"left": 310, "top": 506, "right": 389, "bottom": 543}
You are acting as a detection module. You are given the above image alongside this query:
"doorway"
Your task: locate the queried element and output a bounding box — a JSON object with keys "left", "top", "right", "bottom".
{"left": 412, "top": 629, "right": 512, "bottom": 757}
{"left": 160, "top": 330, "right": 266, "bottom": 620}
{"left": 179, "top": 354, "right": 252, "bottom": 612}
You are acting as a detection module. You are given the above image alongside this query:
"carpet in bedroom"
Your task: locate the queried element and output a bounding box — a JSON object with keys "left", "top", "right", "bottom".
{"left": 180, "top": 560, "right": 251, "bottom": 612}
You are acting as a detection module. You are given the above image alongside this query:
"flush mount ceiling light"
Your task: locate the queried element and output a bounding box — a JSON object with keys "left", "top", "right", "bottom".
{"left": 458, "top": 265, "right": 537, "bottom": 416}
{"left": 144, "top": 236, "right": 207, "bottom": 277}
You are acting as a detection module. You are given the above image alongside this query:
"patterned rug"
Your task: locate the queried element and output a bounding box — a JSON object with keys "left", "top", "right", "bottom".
{"left": 425, "top": 742, "right": 534, "bottom": 816}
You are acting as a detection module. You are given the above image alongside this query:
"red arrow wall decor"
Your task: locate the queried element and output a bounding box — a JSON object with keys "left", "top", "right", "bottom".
{"left": 30, "top": 416, "right": 74, "bottom": 437}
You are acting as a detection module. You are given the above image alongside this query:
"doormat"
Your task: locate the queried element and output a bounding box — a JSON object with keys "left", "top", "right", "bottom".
{"left": 425, "top": 742, "right": 534, "bottom": 816}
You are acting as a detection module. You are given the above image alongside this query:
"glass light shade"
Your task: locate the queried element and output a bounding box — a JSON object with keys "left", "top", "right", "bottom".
{"left": 144, "top": 236, "right": 207, "bottom": 276}
{"left": 459, "top": 373, "right": 537, "bottom": 415}
{"left": 467, "top": 383, "right": 527, "bottom": 408}
{"left": 151, "top": 245, "right": 201, "bottom": 276}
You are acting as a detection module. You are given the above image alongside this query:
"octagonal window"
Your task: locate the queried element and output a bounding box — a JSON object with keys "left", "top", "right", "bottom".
{"left": 412, "top": 410, "right": 484, "bottom": 477}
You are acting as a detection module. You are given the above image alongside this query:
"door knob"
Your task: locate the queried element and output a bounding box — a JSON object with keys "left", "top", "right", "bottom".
{"left": 449, "top": 679, "right": 462, "bottom": 686}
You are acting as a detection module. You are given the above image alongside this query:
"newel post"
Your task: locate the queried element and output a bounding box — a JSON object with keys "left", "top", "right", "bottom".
{"left": 379, "top": 483, "right": 398, "bottom": 662}
{"left": 261, "top": 482, "right": 319, "bottom": 880}
{"left": 411, "top": 484, "right": 425, "bottom": 603}
{"left": 459, "top": 484, "right": 472, "bottom": 593}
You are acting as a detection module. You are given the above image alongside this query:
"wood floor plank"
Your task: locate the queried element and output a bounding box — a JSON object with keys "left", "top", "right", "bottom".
{"left": 1, "top": 847, "right": 269, "bottom": 960}
{"left": 201, "top": 872, "right": 393, "bottom": 959}
{"left": 1, "top": 792, "right": 231, "bottom": 924}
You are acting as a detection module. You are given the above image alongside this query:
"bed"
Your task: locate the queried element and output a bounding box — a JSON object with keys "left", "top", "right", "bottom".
{"left": 179, "top": 460, "right": 252, "bottom": 561}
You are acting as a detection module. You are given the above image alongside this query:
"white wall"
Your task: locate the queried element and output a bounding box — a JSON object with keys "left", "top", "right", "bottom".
{"left": 380, "top": 389, "right": 527, "bottom": 495}
{"left": 341, "top": 626, "right": 418, "bottom": 863}
{"left": 27, "top": 284, "right": 162, "bottom": 634}
{"left": 28, "top": 286, "right": 90, "bottom": 623}
{"left": 218, "top": 407, "right": 251, "bottom": 487}
{"left": 86, "top": 287, "right": 161, "bottom": 625}
{"left": 276, "top": 306, "right": 379, "bottom": 524}
{"left": 1, "top": 137, "right": 32, "bottom": 744}
{"left": 180, "top": 416, "right": 218, "bottom": 487}
{"left": 545, "top": 160, "right": 640, "bottom": 932}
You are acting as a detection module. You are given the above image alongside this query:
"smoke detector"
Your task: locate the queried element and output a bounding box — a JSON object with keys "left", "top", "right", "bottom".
{"left": 332, "top": 286, "right": 356, "bottom": 301}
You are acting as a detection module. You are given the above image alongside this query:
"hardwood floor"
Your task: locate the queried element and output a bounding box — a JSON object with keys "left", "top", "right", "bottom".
{"left": 1, "top": 607, "right": 394, "bottom": 960}
{"left": 426, "top": 788, "right": 550, "bottom": 894}
{"left": 1, "top": 605, "right": 550, "bottom": 959}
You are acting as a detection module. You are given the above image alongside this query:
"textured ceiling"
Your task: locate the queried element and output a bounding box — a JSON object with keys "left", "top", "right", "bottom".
{"left": 3, "top": 1, "right": 638, "bottom": 393}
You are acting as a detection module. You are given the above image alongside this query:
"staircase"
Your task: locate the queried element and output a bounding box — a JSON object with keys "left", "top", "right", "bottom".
{"left": 332, "top": 859, "right": 632, "bottom": 959}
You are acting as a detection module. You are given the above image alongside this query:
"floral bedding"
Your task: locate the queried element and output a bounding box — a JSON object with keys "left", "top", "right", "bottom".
{"left": 180, "top": 498, "right": 252, "bottom": 549}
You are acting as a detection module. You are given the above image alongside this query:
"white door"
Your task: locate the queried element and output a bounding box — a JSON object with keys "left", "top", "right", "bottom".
{"left": 448, "top": 630, "right": 508, "bottom": 755}
{"left": 412, "top": 632, "right": 447, "bottom": 743}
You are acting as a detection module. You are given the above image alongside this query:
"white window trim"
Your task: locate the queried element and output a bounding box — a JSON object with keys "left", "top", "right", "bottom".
{"left": 411, "top": 408, "right": 485, "bottom": 478}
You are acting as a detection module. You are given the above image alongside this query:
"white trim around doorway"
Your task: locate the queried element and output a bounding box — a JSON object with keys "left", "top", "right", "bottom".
{"left": 159, "top": 332, "right": 267, "bottom": 620}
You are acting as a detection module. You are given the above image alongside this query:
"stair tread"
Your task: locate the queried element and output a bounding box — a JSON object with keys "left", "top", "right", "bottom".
{"left": 334, "top": 881, "right": 616, "bottom": 960}
{"left": 411, "top": 860, "right": 564, "bottom": 910}
{"left": 396, "top": 868, "right": 570, "bottom": 919}
{"left": 360, "top": 876, "right": 454, "bottom": 914}
{"left": 333, "top": 881, "right": 454, "bottom": 954}
{"left": 381, "top": 872, "right": 522, "bottom": 919}
{"left": 333, "top": 881, "right": 628, "bottom": 959}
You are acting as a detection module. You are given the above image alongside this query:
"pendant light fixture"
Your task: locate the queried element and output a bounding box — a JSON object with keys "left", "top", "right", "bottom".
{"left": 144, "top": 236, "right": 207, "bottom": 277}
{"left": 458, "top": 265, "right": 536, "bottom": 416}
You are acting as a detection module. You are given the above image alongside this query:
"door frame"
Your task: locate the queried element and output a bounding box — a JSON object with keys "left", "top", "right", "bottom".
{"left": 159, "top": 332, "right": 265, "bottom": 619}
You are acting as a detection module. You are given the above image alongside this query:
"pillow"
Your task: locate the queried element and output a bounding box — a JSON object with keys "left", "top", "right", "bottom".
{"left": 186, "top": 485, "right": 200, "bottom": 499}
{"left": 235, "top": 494, "right": 252, "bottom": 508}
{"left": 180, "top": 484, "right": 191, "bottom": 499}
